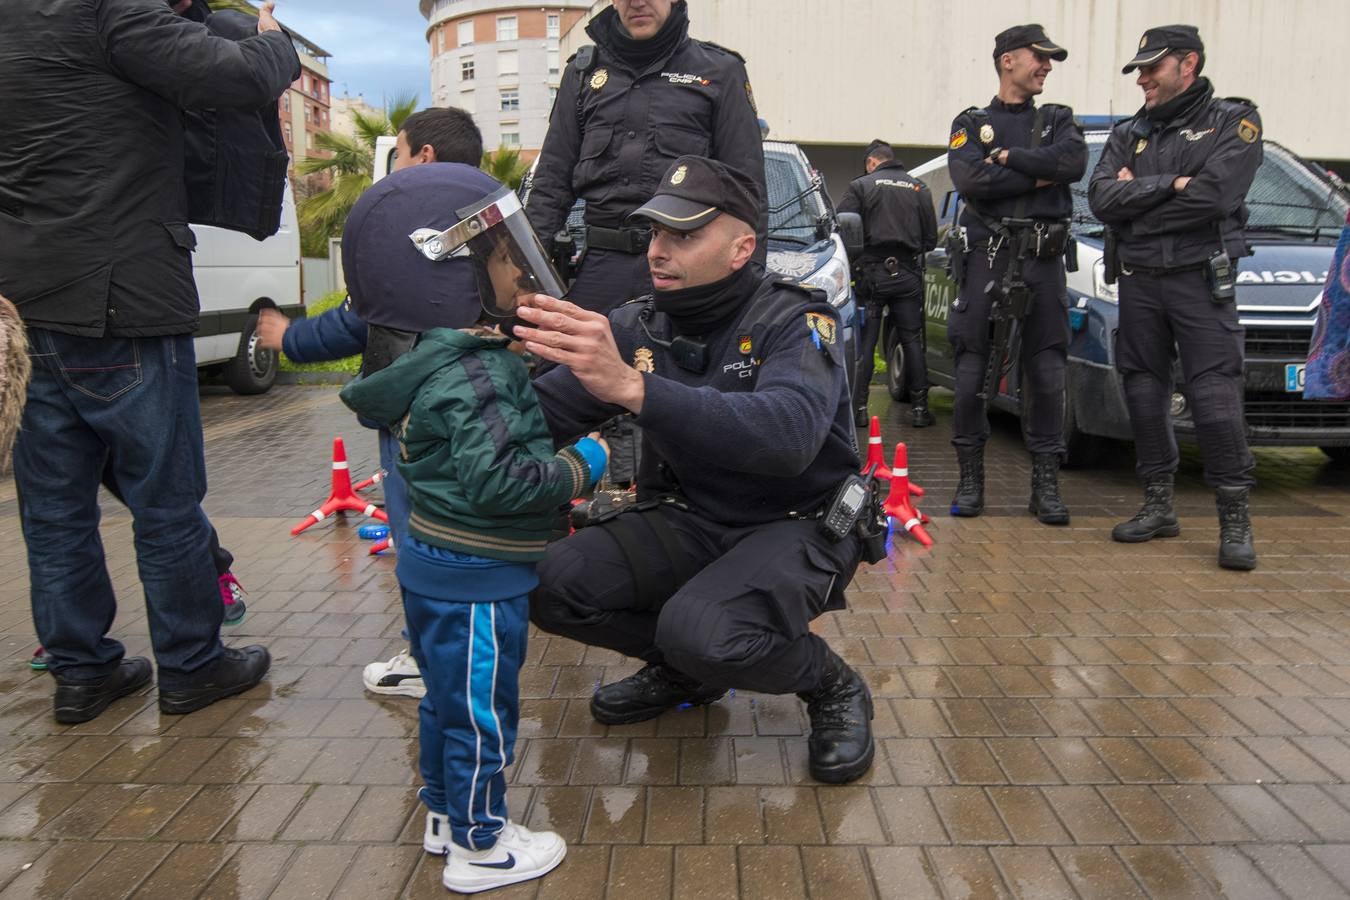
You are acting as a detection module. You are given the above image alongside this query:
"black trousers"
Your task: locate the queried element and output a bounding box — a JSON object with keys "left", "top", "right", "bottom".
{"left": 566, "top": 247, "right": 652, "bottom": 316}
{"left": 947, "top": 247, "right": 1068, "bottom": 455}
{"left": 1116, "top": 267, "right": 1255, "bottom": 488}
{"left": 530, "top": 505, "right": 862, "bottom": 695}
{"left": 853, "top": 266, "right": 926, "bottom": 412}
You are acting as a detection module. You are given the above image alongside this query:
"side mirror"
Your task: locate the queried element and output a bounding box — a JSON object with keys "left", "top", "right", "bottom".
{"left": 835, "top": 212, "right": 863, "bottom": 259}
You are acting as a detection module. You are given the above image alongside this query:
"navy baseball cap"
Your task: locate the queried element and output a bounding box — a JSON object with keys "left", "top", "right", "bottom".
{"left": 342, "top": 163, "right": 501, "bottom": 333}
{"left": 993, "top": 24, "right": 1068, "bottom": 61}
{"left": 628, "top": 156, "right": 762, "bottom": 232}
{"left": 1122, "top": 25, "right": 1204, "bottom": 73}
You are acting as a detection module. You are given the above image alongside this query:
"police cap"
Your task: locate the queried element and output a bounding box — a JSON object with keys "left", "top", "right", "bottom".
{"left": 1121, "top": 25, "right": 1204, "bottom": 73}
{"left": 993, "top": 24, "right": 1068, "bottom": 62}
{"left": 628, "top": 156, "right": 762, "bottom": 233}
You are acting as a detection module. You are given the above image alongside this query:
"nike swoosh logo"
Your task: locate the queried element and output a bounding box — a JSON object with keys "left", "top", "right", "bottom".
{"left": 470, "top": 853, "right": 516, "bottom": 870}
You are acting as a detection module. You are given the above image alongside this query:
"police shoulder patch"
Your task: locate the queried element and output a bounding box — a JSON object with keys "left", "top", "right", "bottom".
{"left": 804, "top": 311, "right": 837, "bottom": 346}
{"left": 1237, "top": 118, "right": 1260, "bottom": 144}
{"left": 949, "top": 128, "right": 969, "bottom": 150}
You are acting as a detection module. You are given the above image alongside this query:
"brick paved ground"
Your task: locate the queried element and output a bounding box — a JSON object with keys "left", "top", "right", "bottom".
{"left": 2, "top": 383, "right": 1349, "bottom": 898}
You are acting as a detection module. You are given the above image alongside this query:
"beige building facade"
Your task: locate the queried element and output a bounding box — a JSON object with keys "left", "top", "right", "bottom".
{"left": 566, "top": 1, "right": 1349, "bottom": 195}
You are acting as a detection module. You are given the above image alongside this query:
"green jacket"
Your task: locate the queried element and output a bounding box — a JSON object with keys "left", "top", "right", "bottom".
{"left": 340, "top": 327, "right": 594, "bottom": 562}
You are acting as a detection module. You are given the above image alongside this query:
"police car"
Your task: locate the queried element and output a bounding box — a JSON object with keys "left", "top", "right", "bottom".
{"left": 900, "top": 128, "right": 1350, "bottom": 466}
{"left": 517, "top": 139, "right": 861, "bottom": 373}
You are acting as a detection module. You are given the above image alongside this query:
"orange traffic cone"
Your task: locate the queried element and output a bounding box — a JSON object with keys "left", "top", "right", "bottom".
{"left": 860, "top": 416, "right": 892, "bottom": 480}
{"left": 291, "top": 437, "right": 389, "bottom": 536}
{"left": 882, "top": 442, "right": 933, "bottom": 547}
{"left": 369, "top": 536, "right": 392, "bottom": 555}
{"left": 352, "top": 469, "right": 387, "bottom": 493}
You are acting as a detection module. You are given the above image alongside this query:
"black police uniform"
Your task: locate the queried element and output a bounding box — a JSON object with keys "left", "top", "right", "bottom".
{"left": 947, "top": 98, "right": 1086, "bottom": 454}
{"left": 837, "top": 157, "right": 937, "bottom": 422}
{"left": 1089, "top": 77, "right": 1261, "bottom": 490}
{"left": 525, "top": 1, "right": 766, "bottom": 316}
{"left": 531, "top": 265, "right": 861, "bottom": 695}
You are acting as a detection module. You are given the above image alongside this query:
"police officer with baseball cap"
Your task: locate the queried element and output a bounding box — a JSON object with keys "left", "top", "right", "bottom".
{"left": 945, "top": 24, "right": 1086, "bottom": 524}
{"left": 1089, "top": 26, "right": 1262, "bottom": 570}
{"left": 521, "top": 156, "right": 877, "bottom": 785}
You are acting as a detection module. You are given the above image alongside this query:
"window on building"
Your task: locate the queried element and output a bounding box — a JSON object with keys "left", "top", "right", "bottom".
{"left": 496, "top": 15, "right": 517, "bottom": 41}
{"left": 304, "top": 104, "right": 311, "bottom": 124}
{"left": 461, "top": 59, "right": 475, "bottom": 81}
{"left": 499, "top": 50, "right": 518, "bottom": 76}
{"left": 547, "top": 48, "right": 559, "bottom": 75}
{"left": 548, "top": 86, "right": 558, "bottom": 105}
{"left": 499, "top": 89, "right": 519, "bottom": 112}
{"left": 457, "top": 20, "right": 473, "bottom": 46}
{"left": 501, "top": 131, "right": 520, "bottom": 148}
{"left": 547, "top": 13, "right": 561, "bottom": 38}
{"left": 282, "top": 93, "right": 290, "bottom": 112}
{"left": 302, "top": 73, "right": 310, "bottom": 92}
{"left": 283, "top": 122, "right": 292, "bottom": 144}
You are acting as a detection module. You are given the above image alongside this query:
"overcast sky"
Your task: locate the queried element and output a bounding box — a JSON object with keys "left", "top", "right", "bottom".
{"left": 273, "top": 0, "right": 432, "bottom": 107}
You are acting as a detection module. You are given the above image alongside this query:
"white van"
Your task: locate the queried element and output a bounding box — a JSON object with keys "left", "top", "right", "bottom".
{"left": 189, "top": 181, "right": 303, "bottom": 394}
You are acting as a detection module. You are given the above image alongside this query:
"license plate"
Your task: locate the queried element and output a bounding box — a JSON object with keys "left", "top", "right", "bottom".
{"left": 1286, "top": 363, "right": 1306, "bottom": 393}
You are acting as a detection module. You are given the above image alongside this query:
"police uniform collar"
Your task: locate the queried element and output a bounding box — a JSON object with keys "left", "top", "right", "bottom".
{"left": 1141, "top": 76, "right": 1212, "bottom": 126}
{"left": 989, "top": 96, "right": 1034, "bottom": 113}
{"left": 872, "top": 159, "right": 908, "bottom": 173}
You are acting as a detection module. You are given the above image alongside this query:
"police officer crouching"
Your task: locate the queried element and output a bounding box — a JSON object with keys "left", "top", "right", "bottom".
{"left": 946, "top": 24, "right": 1086, "bottom": 524}
{"left": 1089, "top": 26, "right": 1261, "bottom": 570}
{"left": 838, "top": 140, "right": 938, "bottom": 428}
{"left": 520, "top": 157, "right": 878, "bottom": 784}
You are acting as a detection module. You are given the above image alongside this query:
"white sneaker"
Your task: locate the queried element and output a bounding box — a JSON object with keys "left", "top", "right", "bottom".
{"left": 424, "top": 810, "right": 451, "bottom": 855}
{"left": 442, "top": 821, "right": 567, "bottom": 894}
{"left": 362, "top": 648, "right": 425, "bottom": 698}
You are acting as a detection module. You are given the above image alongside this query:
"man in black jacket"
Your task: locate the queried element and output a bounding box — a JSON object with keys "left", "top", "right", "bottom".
{"left": 1089, "top": 25, "right": 1262, "bottom": 570}
{"left": 525, "top": 0, "right": 765, "bottom": 316}
{"left": 946, "top": 24, "right": 1086, "bottom": 525}
{"left": 838, "top": 140, "right": 938, "bottom": 427}
{"left": 0, "top": 0, "right": 298, "bottom": 723}
{"left": 518, "top": 157, "right": 875, "bottom": 785}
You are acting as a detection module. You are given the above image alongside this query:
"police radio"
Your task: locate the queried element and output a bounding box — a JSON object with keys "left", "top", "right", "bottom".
{"left": 820, "top": 474, "right": 869, "bottom": 543}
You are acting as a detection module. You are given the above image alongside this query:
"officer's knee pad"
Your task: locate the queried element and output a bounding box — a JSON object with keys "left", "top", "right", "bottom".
{"left": 528, "top": 541, "right": 591, "bottom": 631}
{"left": 1186, "top": 373, "right": 1243, "bottom": 425}
{"left": 654, "top": 605, "right": 774, "bottom": 686}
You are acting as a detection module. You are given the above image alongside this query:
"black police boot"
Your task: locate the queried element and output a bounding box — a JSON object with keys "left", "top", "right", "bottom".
{"left": 910, "top": 390, "right": 935, "bottom": 428}
{"left": 53, "top": 656, "right": 153, "bottom": 724}
{"left": 853, "top": 405, "right": 869, "bottom": 429}
{"left": 159, "top": 645, "right": 271, "bottom": 715}
{"left": 1111, "top": 474, "right": 1180, "bottom": 543}
{"left": 1028, "top": 452, "right": 1070, "bottom": 525}
{"left": 950, "top": 447, "right": 984, "bottom": 517}
{"left": 798, "top": 650, "right": 874, "bottom": 784}
{"left": 1216, "top": 486, "right": 1257, "bottom": 571}
{"left": 590, "top": 663, "right": 726, "bottom": 725}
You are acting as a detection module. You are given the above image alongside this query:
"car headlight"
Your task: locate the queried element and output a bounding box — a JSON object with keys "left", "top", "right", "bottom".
{"left": 800, "top": 255, "right": 850, "bottom": 309}
{"left": 1092, "top": 258, "right": 1118, "bottom": 304}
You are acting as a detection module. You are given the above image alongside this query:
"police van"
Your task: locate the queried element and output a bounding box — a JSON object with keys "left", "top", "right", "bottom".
{"left": 190, "top": 181, "right": 303, "bottom": 394}
{"left": 899, "top": 129, "right": 1350, "bottom": 465}
{"left": 511, "top": 138, "right": 862, "bottom": 372}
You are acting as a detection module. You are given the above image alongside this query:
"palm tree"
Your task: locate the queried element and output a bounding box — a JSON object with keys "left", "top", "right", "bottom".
{"left": 481, "top": 145, "right": 531, "bottom": 191}
{"left": 296, "top": 94, "right": 418, "bottom": 256}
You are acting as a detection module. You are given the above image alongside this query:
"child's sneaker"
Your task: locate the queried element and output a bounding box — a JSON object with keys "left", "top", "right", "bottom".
{"left": 424, "top": 810, "right": 452, "bottom": 855}
{"left": 362, "top": 648, "right": 425, "bottom": 698}
{"left": 218, "top": 573, "right": 247, "bottom": 626}
{"left": 30, "top": 646, "right": 52, "bottom": 671}
{"left": 442, "top": 822, "right": 567, "bottom": 894}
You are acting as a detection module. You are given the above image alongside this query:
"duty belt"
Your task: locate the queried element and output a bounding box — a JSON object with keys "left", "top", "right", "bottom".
{"left": 585, "top": 224, "right": 651, "bottom": 254}
{"left": 1120, "top": 261, "right": 1208, "bottom": 276}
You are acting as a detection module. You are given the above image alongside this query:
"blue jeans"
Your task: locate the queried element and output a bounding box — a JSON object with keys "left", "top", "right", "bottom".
{"left": 397, "top": 537, "right": 535, "bottom": 851}
{"left": 14, "top": 329, "right": 224, "bottom": 686}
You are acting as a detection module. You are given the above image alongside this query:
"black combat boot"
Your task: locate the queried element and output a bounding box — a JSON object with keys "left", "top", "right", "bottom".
{"left": 1216, "top": 486, "right": 1257, "bottom": 571}
{"left": 1111, "top": 474, "right": 1180, "bottom": 543}
{"left": 798, "top": 650, "right": 874, "bottom": 783}
{"left": 853, "top": 405, "right": 869, "bottom": 429}
{"left": 1028, "top": 452, "right": 1070, "bottom": 525}
{"left": 589, "top": 664, "right": 726, "bottom": 725}
{"left": 911, "top": 390, "right": 935, "bottom": 428}
{"left": 950, "top": 447, "right": 984, "bottom": 517}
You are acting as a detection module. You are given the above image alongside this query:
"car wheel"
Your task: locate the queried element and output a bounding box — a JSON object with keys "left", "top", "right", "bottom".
{"left": 885, "top": 327, "right": 906, "bottom": 401}
{"left": 225, "top": 314, "right": 277, "bottom": 396}
{"left": 1320, "top": 446, "right": 1350, "bottom": 464}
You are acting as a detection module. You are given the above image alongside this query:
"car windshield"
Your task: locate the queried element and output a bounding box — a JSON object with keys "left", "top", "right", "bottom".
{"left": 1071, "top": 136, "right": 1349, "bottom": 239}
{"left": 765, "top": 149, "right": 825, "bottom": 244}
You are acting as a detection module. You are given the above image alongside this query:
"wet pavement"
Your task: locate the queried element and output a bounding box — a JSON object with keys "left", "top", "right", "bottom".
{"left": 2, "top": 382, "right": 1350, "bottom": 899}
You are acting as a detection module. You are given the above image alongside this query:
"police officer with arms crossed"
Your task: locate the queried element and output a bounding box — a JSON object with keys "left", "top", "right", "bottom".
{"left": 526, "top": 0, "right": 766, "bottom": 314}
{"left": 517, "top": 157, "right": 876, "bottom": 784}
{"left": 1089, "top": 26, "right": 1261, "bottom": 570}
{"left": 946, "top": 24, "right": 1086, "bottom": 524}
{"left": 838, "top": 139, "right": 938, "bottom": 428}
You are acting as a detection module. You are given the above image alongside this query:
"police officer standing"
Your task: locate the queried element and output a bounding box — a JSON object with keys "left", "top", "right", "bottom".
{"left": 838, "top": 140, "right": 938, "bottom": 428}
{"left": 1089, "top": 26, "right": 1261, "bottom": 570}
{"left": 526, "top": 0, "right": 766, "bottom": 315}
{"left": 946, "top": 24, "right": 1086, "bottom": 525}
{"left": 518, "top": 157, "right": 875, "bottom": 785}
